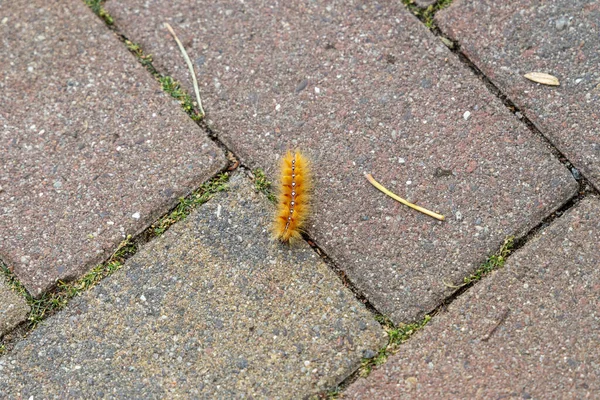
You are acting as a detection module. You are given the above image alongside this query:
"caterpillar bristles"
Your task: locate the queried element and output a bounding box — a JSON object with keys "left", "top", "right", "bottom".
{"left": 272, "top": 150, "right": 312, "bottom": 243}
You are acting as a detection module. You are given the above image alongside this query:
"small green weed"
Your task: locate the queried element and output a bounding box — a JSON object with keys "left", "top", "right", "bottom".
{"left": 152, "top": 173, "right": 229, "bottom": 236}
{"left": 125, "top": 40, "right": 156, "bottom": 72}
{"left": 83, "top": 0, "right": 114, "bottom": 25}
{"left": 359, "top": 314, "right": 431, "bottom": 377}
{"left": 463, "top": 236, "right": 514, "bottom": 284}
{"left": 0, "top": 236, "right": 135, "bottom": 329}
{"left": 159, "top": 76, "right": 203, "bottom": 121}
{"left": 252, "top": 169, "right": 276, "bottom": 203}
{"left": 401, "top": 0, "right": 453, "bottom": 29}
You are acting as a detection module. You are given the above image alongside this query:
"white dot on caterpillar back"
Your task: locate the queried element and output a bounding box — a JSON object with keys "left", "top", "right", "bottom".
{"left": 291, "top": 191, "right": 296, "bottom": 196}
{"left": 291, "top": 182, "right": 296, "bottom": 187}
{"left": 290, "top": 201, "right": 295, "bottom": 206}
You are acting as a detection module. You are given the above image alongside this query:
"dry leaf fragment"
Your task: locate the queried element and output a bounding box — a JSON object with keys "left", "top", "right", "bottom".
{"left": 524, "top": 72, "right": 560, "bottom": 86}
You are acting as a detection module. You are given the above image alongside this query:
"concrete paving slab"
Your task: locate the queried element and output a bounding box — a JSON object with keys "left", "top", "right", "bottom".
{"left": 0, "top": 278, "right": 29, "bottom": 338}
{"left": 105, "top": 0, "right": 577, "bottom": 323}
{"left": 437, "top": 0, "right": 600, "bottom": 189}
{"left": 0, "top": 0, "right": 226, "bottom": 296}
{"left": 414, "top": 0, "right": 437, "bottom": 8}
{"left": 0, "top": 174, "right": 385, "bottom": 398}
{"left": 346, "top": 197, "right": 600, "bottom": 399}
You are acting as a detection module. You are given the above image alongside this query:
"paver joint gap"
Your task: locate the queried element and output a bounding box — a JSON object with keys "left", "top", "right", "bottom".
{"left": 71, "top": 0, "right": 598, "bottom": 396}
{"left": 81, "top": 0, "right": 240, "bottom": 167}
{"left": 400, "top": 0, "right": 598, "bottom": 194}
{"left": 0, "top": 169, "right": 234, "bottom": 355}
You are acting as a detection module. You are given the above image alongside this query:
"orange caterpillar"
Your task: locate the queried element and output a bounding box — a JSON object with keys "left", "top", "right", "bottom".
{"left": 272, "top": 150, "right": 311, "bottom": 242}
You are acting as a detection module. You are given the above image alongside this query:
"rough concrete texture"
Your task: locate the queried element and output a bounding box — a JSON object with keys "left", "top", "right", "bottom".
{"left": 0, "top": 277, "right": 29, "bottom": 337}
{"left": 414, "top": 0, "right": 437, "bottom": 8}
{"left": 346, "top": 196, "right": 600, "bottom": 399}
{"left": 437, "top": 0, "right": 600, "bottom": 189}
{"left": 0, "top": 0, "right": 226, "bottom": 296}
{"left": 105, "top": 0, "right": 578, "bottom": 324}
{"left": 0, "top": 174, "right": 385, "bottom": 398}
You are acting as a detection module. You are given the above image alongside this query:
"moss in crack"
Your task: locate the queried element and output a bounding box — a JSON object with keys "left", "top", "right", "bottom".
{"left": 463, "top": 236, "right": 514, "bottom": 285}
{"left": 83, "top": 0, "right": 114, "bottom": 25}
{"left": 252, "top": 169, "right": 276, "bottom": 203}
{"left": 0, "top": 173, "right": 229, "bottom": 343}
{"left": 159, "top": 76, "right": 203, "bottom": 121}
{"left": 151, "top": 173, "right": 230, "bottom": 236}
{"left": 125, "top": 40, "right": 157, "bottom": 74}
{"left": 401, "top": 0, "right": 453, "bottom": 29}
{"left": 316, "top": 315, "right": 431, "bottom": 397}
{"left": 123, "top": 41, "right": 202, "bottom": 120}
{"left": 357, "top": 314, "right": 431, "bottom": 378}
{"left": 0, "top": 236, "right": 135, "bottom": 330}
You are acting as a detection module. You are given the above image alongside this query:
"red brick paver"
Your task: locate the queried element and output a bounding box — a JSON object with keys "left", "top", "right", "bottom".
{"left": 105, "top": 0, "right": 576, "bottom": 323}
{"left": 437, "top": 0, "right": 600, "bottom": 189}
{"left": 347, "top": 197, "right": 600, "bottom": 399}
{"left": 0, "top": 0, "right": 226, "bottom": 295}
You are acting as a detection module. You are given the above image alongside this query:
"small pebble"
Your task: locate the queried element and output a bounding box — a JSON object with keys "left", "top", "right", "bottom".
{"left": 555, "top": 17, "right": 568, "bottom": 31}
{"left": 132, "top": 212, "right": 140, "bottom": 219}
{"left": 571, "top": 168, "right": 581, "bottom": 180}
{"left": 463, "top": 111, "right": 471, "bottom": 120}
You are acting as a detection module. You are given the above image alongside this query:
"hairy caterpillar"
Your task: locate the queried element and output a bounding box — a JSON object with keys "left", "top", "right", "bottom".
{"left": 272, "top": 150, "right": 311, "bottom": 242}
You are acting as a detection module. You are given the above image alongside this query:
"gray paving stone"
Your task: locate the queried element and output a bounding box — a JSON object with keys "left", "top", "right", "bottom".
{"left": 0, "top": 0, "right": 226, "bottom": 296}
{"left": 346, "top": 197, "right": 600, "bottom": 399}
{"left": 437, "top": 0, "right": 600, "bottom": 189}
{"left": 414, "top": 0, "right": 437, "bottom": 8}
{"left": 105, "top": 0, "right": 577, "bottom": 323}
{"left": 0, "top": 174, "right": 385, "bottom": 398}
{"left": 0, "top": 277, "right": 29, "bottom": 337}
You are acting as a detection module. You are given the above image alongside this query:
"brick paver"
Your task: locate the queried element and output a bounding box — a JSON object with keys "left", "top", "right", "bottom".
{"left": 346, "top": 197, "right": 600, "bottom": 399}
{"left": 105, "top": 0, "right": 577, "bottom": 323}
{"left": 0, "top": 174, "right": 385, "bottom": 398}
{"left": 414, "top": 0, "right": 437, "bottom": 8}
{"left": 437, "top": 0, "right": 600, "bottom": 189}
{"left": 0, "top": 0, "right": 226, "bottom": 296}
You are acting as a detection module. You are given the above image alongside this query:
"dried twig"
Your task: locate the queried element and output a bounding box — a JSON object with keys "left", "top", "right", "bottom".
{"left": 481, "top": 308, "right": 510, "bottom": 341}
{"left": 365, "top": 173, "right": 445, "bottom": 221}
{"left": 164, "top": 22, "right": 205, "bottom": 118}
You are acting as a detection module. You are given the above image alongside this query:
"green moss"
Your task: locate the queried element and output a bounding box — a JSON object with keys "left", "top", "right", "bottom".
{"left": 1, "top": 236, "right": 135, "bottom": 329}
{"left": 152, "top": 173, "right": 229, "bottom": 236}
{"left": 463, "top": 236, "right": 514, "bottom": 284}
{"left": 401, "top": 0, "right": 454, "bottom": 29}
{"left": 83, "top": 0, "right": 114, "bottom": 25}
{"left": 252, "top": 169, "right": 276, "bottom": 203}
{"left": 358, "top": 314, "right": 431, "bottom": 377}
{"left": 125, "top": 40, "right": 156, "bottom": 72}
{"left": 159, "top": 76, "right": 203, "bottom": 121}
{"left": 0, "top": 173, "right": 228, "bottom": 338}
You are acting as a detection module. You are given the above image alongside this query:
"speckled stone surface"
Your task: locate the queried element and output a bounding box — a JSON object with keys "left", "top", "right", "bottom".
{"left": 414, "top": 0, "right": 437, "bottom": 8}
{"left": 0, "top": 277, "right": 29, "bottom": 337}
{"left": 105, "top": 0, "right": 577, "bottom": 323}
{"left": 0, "top": 0, "right": 226, "bottom": 296}
{"left": 346, "top": 196, "right": 600, "bottom": 399}
{"left": 0, "top": 174, "right": 385, "bottom": 398}
{"left": 437, "top": 0, "right": 600, "bottom": 189}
